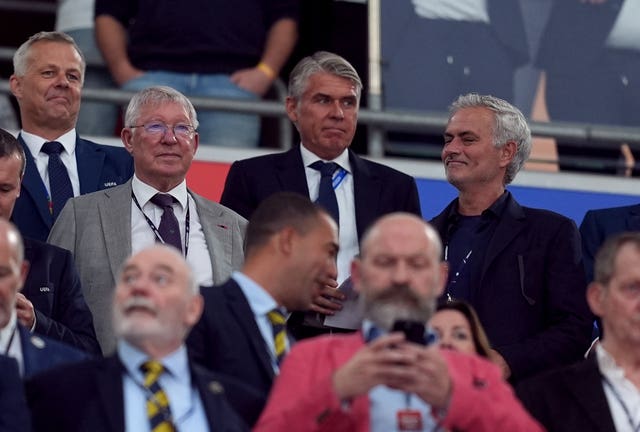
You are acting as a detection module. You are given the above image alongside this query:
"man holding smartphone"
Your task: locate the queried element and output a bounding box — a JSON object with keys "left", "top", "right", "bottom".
{"left": 254, "top": 213, "right": 542, "bottom": 432}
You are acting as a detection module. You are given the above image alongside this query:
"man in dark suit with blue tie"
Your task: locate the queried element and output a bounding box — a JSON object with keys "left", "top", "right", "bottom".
{"left": 9, "top": 31, "right": 133, "bottom": 242}
{"left": 221, "top": 51, "right": 421, "bottom": 337}
{"left": 27, "top": 245, "right": 263, "bottom": 431}
{"left": 0, "top": 127, "right": 99, "bottom": 355}
{"left": 188, "top": 192, "right": 339, "bottom": 402}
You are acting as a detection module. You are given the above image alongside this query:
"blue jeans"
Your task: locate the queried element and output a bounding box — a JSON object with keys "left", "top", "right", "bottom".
{"left": 122, "top": 71, "right": 260, "bottom": 148}
{"left": 66, "top": 29, "right": 120, "bottom": 137}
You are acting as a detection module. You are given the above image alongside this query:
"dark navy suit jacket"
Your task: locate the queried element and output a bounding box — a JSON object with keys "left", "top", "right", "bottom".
{"left": 187, "top": 279, "right": 275, "bottom": 400}
{"left": 580, "top": 204, "right": 640, "bottom": 283}
{"left": 431, "top": 192, "right": 593, "bottom": 381}
{"left": 18, "top": 324, "right": 88, "bottom": 379}
{"left": 13, "top": 135, "right": 133, "bottom": 242}
{"left": 26, "top": 353, "right": 264, "bottom": 431}
{"left": 23, "top": 237, "right": 101, "bottom": 355}
{"left": 220, "top": 146, "right": 421, "bottom": 241}
{"left": 0, "top": 355, "right": 30, "bottom": 432}
{"left": 517, "top": 354, "right": 616, "bottom": 432}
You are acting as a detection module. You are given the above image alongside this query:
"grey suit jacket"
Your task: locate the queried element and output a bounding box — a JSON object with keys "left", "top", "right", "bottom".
{"left": 47, "top": 179, "right": 247, "bottom": 353}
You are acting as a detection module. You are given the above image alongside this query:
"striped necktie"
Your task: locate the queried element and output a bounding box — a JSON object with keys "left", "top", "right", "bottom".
{"left": 267, "top": 309, "right": 287, "bottom": 366}
{"left": 140, "top": 360, "right": 176, "bottom": 432}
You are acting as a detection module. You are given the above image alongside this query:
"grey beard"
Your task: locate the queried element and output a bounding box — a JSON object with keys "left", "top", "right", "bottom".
{"left": 361, "top": 284, "right": 435, "bottom": 331}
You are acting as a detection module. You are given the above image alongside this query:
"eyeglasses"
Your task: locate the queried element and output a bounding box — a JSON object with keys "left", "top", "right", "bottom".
{"left": 129, "top": 122, "right": 196, "bottom": 139}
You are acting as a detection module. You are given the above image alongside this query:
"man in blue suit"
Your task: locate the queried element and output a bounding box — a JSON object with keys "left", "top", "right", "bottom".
{"left": 221, "top": 51, "right": 421, "bottom": 337}
{"left": 0, "top": 220, "right": 86, "bottom": 379}
{"left": 9, "top": 31, "right": 133, "bottom": 242}
{"left": 188, "top": 192, "right": 338, "bottom": 402}
{"left": 430, "top": 93, "right": 592, "bottom": 383}
{"left": 0, "top": 127, "right": 99, "bottom": 355}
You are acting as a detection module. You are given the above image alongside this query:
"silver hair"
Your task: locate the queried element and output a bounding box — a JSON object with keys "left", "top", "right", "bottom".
{"left": 449, "top": 93, "right": 532, "bottom": 185}
{"left": 13, "top": 31, "right": 86, "bottom": 81}
{"left": 288, "top": 51, "right": 362, "bottom": 103}
{"left": 124, "top": 86, "right": 199, "bottom": 130}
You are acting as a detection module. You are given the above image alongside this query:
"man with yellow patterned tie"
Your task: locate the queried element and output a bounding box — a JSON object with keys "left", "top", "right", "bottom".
{"left": 26, "top": 245, "right": 265, "bottom": 431}
{"left": 188, "top": 192, "right": 339, "bottom": 415}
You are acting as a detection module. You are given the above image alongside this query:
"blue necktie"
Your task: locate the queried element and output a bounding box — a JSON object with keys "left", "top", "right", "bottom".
{"left": 150, "top": 193, "right": 182, "bottom": 253}
{"left": 310, "top": 161, "right": 339, "bottom": 224}
{"left": 41, "top": 141, "right": 73, "bottom": 218}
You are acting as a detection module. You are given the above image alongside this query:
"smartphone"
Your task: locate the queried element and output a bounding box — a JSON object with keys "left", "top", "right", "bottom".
{"left": 391, "top": 319, "right": 427, "bottom": 345}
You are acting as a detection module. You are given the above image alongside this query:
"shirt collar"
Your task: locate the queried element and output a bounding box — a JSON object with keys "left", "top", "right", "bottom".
{"left": 450, "top": 190, "right": 510, "bottom": 221}
{"left": 117, "top": 339, "right": 190, "bottom": 382}
{"left": 232, "top": 271, "right": 280, "bottom": 316}
{"left": 21, "top": 129, "right": 77, "bottom": 157}
{"left": 0, "top": 311, "right": 17, "bottom": 351}
{"left": 299, "top": 144, "right": 352, "bottom": 174}
{"left": 132, "top": 174, "right": 188, "bottom": 211}
{"left": 597, "top": 343, "right": 627, "bottom": 381}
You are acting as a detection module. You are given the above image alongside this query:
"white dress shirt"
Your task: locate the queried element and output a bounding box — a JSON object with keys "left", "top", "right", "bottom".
{"left": 21, "top": 129, "right": 81, "bottom": 198}
{"left": 119, "top": 341, "right": 209, "bottom": 432}
{"left": 300, "top": 145, "right": 359, "bottom": 286}
{"left": 130, "top": 175, "right": 213, "bottom": 286}
{"left": 597, "top": 344, "right": 640, "bottom": 432}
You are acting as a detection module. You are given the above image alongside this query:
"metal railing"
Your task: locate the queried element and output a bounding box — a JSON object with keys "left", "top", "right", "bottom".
{"left": 3, "top": 78, "right": 640, "bottom": 163}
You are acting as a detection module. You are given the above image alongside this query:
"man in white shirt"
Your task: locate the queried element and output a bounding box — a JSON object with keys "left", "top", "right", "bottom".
{"left": 519, "top": 231, "right": 640, "bottom": 431}
{"left": 221, "top": 51, "right": 421, "bottom": 338}
{"left": 48, "top": 86, "right": 247, "bottom": 353}
{"left": 9, "top": 31, "right": 133, "bottom": 242}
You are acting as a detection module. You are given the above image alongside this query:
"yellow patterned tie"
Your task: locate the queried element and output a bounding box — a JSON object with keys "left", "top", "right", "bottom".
{"left": 267, "top": 309, "right": 287, "bottom": 365}
{"left": 140, "top": 360, "right": 176, "bottom": 432}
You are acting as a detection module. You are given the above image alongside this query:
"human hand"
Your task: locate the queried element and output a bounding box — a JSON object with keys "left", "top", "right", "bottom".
{"left": 391, "top": 343, "right": 452, "bottom": 410}
{"left": 230, "top": 67, "right": 273, "bottom": 96}
{"left": 333, "top": 332, "right": 411, "bottom": 400}
{"left": 113, "top": 62, "right": 144, "bottom": 87}
{"left": 15, "top": 293, "right": 35, "bottom": 330}
{"left": 309, "top": 281, "right": 344, "bottom": 315}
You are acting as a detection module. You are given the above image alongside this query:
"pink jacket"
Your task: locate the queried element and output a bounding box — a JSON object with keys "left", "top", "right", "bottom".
{"left": 254, "top": 333, "right": 544, "bottom": 432}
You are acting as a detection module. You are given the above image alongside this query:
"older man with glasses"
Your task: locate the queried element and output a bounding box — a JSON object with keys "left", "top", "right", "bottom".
{"left": 48, "top": 85, "right": 247, "bottom": 354}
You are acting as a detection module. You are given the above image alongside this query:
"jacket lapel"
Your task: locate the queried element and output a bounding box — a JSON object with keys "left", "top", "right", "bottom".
{"left": 18, "top": 135, "right": 52, "bottom": 229}
{"left": 564, "top": 356, "right": 617, "bottom": 432}
{"left": 350, "top": 150, "right": 382, "bottom": 240}
{"left": 75, "top": 137, "right": 105, "bottom": 194}
{"left": 96, "top": 356, "right": 127, "bottom": 432}
{"left": 275, "top": 147, "right": 311, "bottom": 196}
{"left": 225, "top": 281, "right": 275, "bottom": 382}
{"left": 192, "top": 192, "right": 234, "bottom": 284}
{"left": 480, "top": 193, "right": 526, "bottom": 281}
{"left": 100, "top": 181, "right": 133, "bottom": 281}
